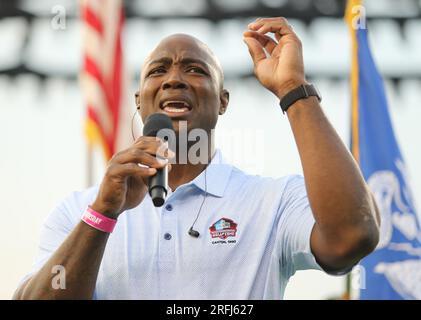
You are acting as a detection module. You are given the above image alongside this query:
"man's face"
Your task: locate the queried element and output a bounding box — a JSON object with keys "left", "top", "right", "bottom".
{"left": 137, "top": 34, "right": 228, "bottom": 133}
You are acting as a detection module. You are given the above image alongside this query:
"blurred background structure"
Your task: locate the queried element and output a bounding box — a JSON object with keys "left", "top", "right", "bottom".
{"left": 1, "top": 0, "right": 421, "bottom": 299}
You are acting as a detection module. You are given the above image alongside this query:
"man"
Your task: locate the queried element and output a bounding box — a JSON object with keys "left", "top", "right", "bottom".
{"left": 14, "top": 17, "right": 380, "bottom": 299}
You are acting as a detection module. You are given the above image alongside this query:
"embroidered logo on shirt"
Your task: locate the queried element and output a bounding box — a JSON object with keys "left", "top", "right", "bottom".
{"left": 209, "top": 217, "right": 238, "bottom": 243}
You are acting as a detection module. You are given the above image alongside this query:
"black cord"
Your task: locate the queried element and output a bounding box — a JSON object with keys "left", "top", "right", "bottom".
{"left": 132, "top": 106, "right": 206, "bottom": 237}
{"left": 131, "top": 107, "right": 140, "bottom": 142}
{"left": 189, "top": 167, "right": 207, "bottom": 237}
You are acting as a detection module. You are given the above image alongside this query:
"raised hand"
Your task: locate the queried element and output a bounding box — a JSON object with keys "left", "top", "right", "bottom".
{"left": 243, "top": 17, "right": 307, "bottom": 99}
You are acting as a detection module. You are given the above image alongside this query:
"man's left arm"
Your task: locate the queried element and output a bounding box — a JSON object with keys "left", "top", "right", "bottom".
{"left": 243, "top": 17, "right": 380, "bottom": 273}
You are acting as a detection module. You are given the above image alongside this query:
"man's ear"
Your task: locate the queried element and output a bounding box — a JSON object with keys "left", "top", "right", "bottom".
{"left": 135, "top": 91, "right": 140, "bottom": 109}
{"left": 219, "top": 89, "right": 229, "bottom": 115}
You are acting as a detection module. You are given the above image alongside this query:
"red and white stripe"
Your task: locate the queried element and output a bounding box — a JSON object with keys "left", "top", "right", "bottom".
{"left": 80, "top": 0, "right": 132, "bottom": 160}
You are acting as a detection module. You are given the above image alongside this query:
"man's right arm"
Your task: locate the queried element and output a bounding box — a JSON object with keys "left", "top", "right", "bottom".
{"left": 13, "top": 221, "right": 109, "bottom": 299}
{"left": 13, "top": 136, "right": 173, "bottom": 299}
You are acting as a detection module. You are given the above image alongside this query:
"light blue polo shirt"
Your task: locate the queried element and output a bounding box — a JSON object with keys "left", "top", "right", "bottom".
{"left": 23, "top": 149, "right": 329, "bottom": 299}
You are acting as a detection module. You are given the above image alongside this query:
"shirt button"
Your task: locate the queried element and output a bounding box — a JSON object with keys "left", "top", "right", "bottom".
{"left": 164, "top": 233, "right": 172, "bottom": 240}
{"left": 165, "top": 204, "right": 173, "bottom": 211}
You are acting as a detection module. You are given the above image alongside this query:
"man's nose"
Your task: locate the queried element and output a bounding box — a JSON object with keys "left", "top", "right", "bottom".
{"left": 162, "top": 69, "right": 188, "bottom": 90}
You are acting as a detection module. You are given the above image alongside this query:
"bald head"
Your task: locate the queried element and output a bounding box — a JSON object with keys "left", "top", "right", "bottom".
{"left": 141, "top": 33, "right": 224, "bottom": 89}
{"left": 136, "top": 33, "right": 230, "bottom": 133}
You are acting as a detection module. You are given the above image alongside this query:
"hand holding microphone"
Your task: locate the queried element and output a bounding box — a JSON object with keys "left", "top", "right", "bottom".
{"left": 91, "top": 113, "right": 175, "bottom": 219}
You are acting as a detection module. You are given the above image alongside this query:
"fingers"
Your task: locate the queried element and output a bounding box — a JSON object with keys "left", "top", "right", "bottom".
{"left": 108, "top": 162, "right": 157, "bottom": 179}
{"left": 110, "top": 136, "right": 175, "bottom": 170}
{"left": 243, "top": 17, "right": 299, "bottom": 64}
{"left": 247, "top": 17, "right": 295, "bottom": 37}
{"left": 116, "top": 150, "right": 167, "bottom": 169}
{"left": 133, "top": 136, "right": 175, "bottom": 159}
{"left": 243, "top": 30, "right": 277, "bottom": 55}
{"left": 243, "top": 36, "right": 266, "bottom": 65}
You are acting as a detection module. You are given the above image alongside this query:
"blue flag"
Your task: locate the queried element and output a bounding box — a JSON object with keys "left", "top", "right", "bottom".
{"left": 346, "top": 0, "right": 421, "bottom": 299}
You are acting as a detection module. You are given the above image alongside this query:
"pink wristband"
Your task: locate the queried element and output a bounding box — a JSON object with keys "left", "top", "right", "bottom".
{"left": 82, "top": 206, "right": 117, "bottom": 233}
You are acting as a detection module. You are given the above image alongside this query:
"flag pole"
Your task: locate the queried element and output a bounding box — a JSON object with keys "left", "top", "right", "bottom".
{"left": 342, "top": 273, "right": 352, "bottom": 300}
{"left": 342, "top": 0, "right": 361, "bottom": 300}
{"left": 86, "top": 143, "right": 94, "bottom": 188}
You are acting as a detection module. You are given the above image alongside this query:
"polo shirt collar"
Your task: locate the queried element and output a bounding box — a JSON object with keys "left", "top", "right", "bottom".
{"left": 190, "top": 149, "right": 232, "bottom": 198}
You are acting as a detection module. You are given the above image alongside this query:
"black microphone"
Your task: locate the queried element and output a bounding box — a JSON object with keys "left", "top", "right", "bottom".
{"left": 142, "top": 113, "right": 174, "bottom": 207}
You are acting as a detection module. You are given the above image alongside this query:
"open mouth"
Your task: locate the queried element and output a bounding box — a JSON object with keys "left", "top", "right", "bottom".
{"left": 160, "top": 100, "right": 192, "bottom": 116}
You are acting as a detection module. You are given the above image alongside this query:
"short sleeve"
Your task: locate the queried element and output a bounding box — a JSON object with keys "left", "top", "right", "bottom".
{"left": 277, "top": 175, "right": 323, "bottom": 276}
{"left": 17, "top": 187, "right": 98, "bottom": 286}
{"left": 17, "top": 204, "right": 76, "bottom": 288}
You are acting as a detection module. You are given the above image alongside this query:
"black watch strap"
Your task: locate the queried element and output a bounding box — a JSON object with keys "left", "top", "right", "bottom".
{"left": 279, "top": 84, "right": 321, "bottom": 114}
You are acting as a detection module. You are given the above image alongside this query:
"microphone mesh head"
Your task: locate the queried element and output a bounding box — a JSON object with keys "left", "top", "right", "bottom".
{"left": 142, "top": 113, "right": 174, "bottom": 137}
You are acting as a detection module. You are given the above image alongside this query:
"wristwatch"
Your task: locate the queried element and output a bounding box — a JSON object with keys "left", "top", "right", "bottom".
{"left": 279, "top": 83, "right": 322, "bottom": 114}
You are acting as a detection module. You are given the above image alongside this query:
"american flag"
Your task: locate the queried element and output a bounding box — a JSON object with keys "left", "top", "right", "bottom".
{"left": 80, "top": 0, "right": 132, "bottom": 161}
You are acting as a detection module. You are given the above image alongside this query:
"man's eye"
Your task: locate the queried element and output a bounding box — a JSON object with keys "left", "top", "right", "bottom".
{"left": 187, "top": 67, "right": 206, "bottom": 74}
{"left": 148, "top": 68, "right": 165, "bottom": 76}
